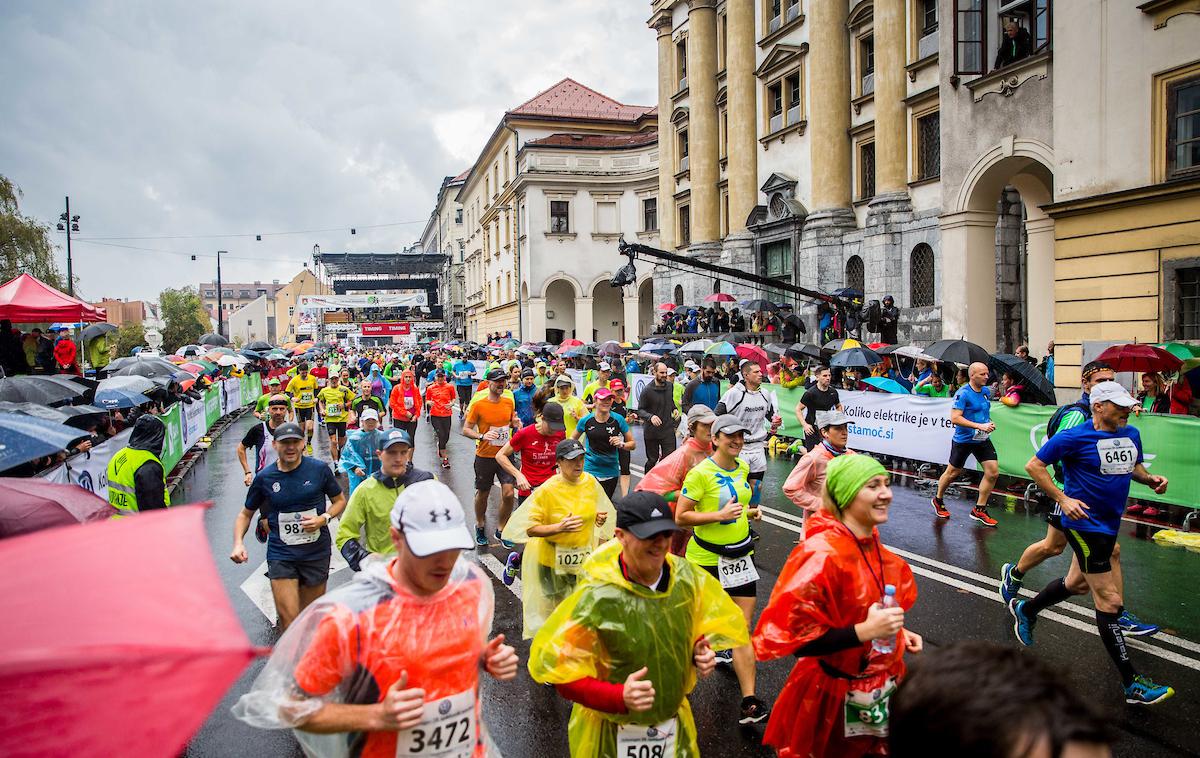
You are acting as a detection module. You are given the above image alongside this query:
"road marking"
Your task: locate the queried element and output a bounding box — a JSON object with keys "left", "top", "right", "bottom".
{"left": 239, "top": 516, "right": 350, "bottom": 626}
{"left": 475, "top": 551, "right": 523, "bottom": 599}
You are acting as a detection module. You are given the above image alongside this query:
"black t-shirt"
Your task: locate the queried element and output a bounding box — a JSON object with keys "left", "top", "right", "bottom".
{"left": 241, "top": 421, "right": 271, "bottom": 453}
{"left": 579, "top": 412, "right": 625, "bottom": 459}
{"left": 800, "top": 385, "right": 841, "bottom": 427}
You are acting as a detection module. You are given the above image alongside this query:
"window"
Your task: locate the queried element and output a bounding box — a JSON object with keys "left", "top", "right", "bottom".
{"left": 845, "top": 255, "right": 865, "bottom": 294}
{"left": 492, "top": 165, "right": 499, "bottom": 197}
{"left": 922, "top": 0, "right": 938, "bottom": 33}
{"left": 786, "top": 72, "right": 802, "bottom": 125}
{"left": 1177, "top": 267, "right": 1200, "bottom": 339}
{"left": 550, "top": 201, "right": 570, "bottom": 233}
{"left": 503, "top": 150, "right": 510, "bottom": 184}
{"left": 768, "top": 82, "right": 784, "bottom": 132}
{"left": 910, "top": 244, "right": 935, "bottom": 307}
{"left": 1168, "top": 75, "right": 1200, "bottom": 180}
{"left": 859, "top": 141, "right": 876, "bottom": 200}
{"left": 860, "top": 35, "right": 875, "bottom": 95}
{"left": 721, "top": 190, "right": 730, "bottom": 237}
{"left": 917, "top": 111, "right": 941, "bottom": 180}
{"left": 719, "top": 106, "right": 728, "bottom": 158}
{"left": 678, "top": 128, "right": 690, "bottom": 172}
{"left": 643, "top": 197, "right": 658, "bottom": 231}
{"left": 454, "top": 208, "right": 463, "bottom": 224}
{"left": 1000, "top": 0, "right": 1050, "bottom": 54}
{"left": 678, "top": 204, "right": 691, "bottom": 246}
{"left": 676, "top": 38, "right": 688, "bottom": 90}
{"left": 288, "top": 306, "right": 294, "bottom": 316}
{"left": 768, "top": 0, "right": 782, "bottom": 32}
{"left": 246, "top": 319, "right": 253, "bottom": 327}
{"left": 204, "top": 290, "right": 214, "bottom": 297}
{"left": 718, "top": 14, "right": 727, "bottom": 70}
{"left": 787, "top": 0, "right": 801, "bottom": 23}
{"left": 954, "top": 0, "right": 985, "bottom": 75}
{"left": 596, "top": 200, "right": 618, "bottom": 234}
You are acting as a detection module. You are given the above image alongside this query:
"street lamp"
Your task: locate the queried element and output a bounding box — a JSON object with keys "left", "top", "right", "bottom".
{"left": 55, "top": 196, "right": 80, "bottom": 296}
{"left": 191, "top": 250, "right": 227, "bottom": 337}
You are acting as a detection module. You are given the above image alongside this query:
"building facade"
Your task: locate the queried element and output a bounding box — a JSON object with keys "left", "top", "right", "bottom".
{"left": 421, "top": 171, "right": 468, "bottom": 341}
{"left": 273, "top": 268, "right": 328, "bottom": 344}
{"left": 227, "top": 295, "right": 275, "bottom": 345}
{"left": 198, "top": 280, "right": 285, "bottom": 324}
{"left": 94, "top": 298, "right": 148, "bottom": 326}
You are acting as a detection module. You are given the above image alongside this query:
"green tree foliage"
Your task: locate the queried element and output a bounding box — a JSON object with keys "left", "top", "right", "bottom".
{"left": 0, "top": 175, "right": 67, "bottom": 290}
{"left": 159, "top": 287, "right": 207, "bottom": 353}
{"left": 113, "top": 321, "right": 146, "bottom": 357}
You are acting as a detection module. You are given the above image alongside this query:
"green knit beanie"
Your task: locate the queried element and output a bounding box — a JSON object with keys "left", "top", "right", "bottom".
{"left": 825, "top": 454, "right": 887, "bottom": 510}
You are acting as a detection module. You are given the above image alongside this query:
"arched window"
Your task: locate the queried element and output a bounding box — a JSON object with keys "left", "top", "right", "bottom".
{"left": 845, "top": 255, "right": 865, "bottom": 294}
{"left": 910, "top": 244, "right": 935, "bottom": 307}
{"left": 673, "top": 285, "right": 684, "bottom": 305}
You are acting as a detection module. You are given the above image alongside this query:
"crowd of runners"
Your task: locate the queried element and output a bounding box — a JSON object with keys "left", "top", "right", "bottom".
{"left": 222, "top": 343, "right": 1175, "bottom": 757}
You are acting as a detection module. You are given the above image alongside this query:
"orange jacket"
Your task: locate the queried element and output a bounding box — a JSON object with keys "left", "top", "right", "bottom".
{"left": 388, "top": 382, "right": 422, "bottom": 421}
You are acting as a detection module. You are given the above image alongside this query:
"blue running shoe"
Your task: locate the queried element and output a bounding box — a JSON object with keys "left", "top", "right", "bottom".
{"left": 495, "top": 529, "right": 515, "bottom": 550}
{"left": 474, "top": 525, "right": 489, "bottom": 547}
{"left": 502, "top": 551, "right": 520, "bottom": 586}
{"left": 999, "top": 562, "right": 1023, "bottom": 604}
{"left": 1125, "top": 675, "right": 1174, "bottom": 705}
{"left": 1009, "top": 599, "right": 1035, "bottom": 646}
{"left": 1118, "top": 610, "right": 1160, "bottom": 637}
{"left": 715, "top": 648, "right": 733, "bottom": 666}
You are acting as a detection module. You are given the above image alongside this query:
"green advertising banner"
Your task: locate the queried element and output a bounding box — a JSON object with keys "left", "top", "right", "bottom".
{"left": 160, "top": 403, "right": 185, "bottom": 472}
{"left": 204, "top": 387, "right": 222, "bottom": 428}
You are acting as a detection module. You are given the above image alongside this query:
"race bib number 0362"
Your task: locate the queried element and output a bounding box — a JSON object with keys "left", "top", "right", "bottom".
{"left": 616, "top": 718, "right": 677, "bottom": 758}
{"left": 396, "top": 689, "right": 476, "bottom": 757}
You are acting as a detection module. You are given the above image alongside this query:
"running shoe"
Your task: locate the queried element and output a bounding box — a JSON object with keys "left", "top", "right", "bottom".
{"left": 930, "top": 497, "right": 950, "bottom": 519}
{"left": 441, "top": 457, "right": 451, "bottom": 469}
{"left": 474, "top": 526, "right": 489, "bottom": 547}
{"left": 970, "top": 507, "right": 999, "bottom": 528}
{"left": 1125, "top": 675, "right": 1174, "bottom": 705}
{"left": 1009, "top": 599, "right": 1035, "bottom": 646}
{"left": 1118, "top": 610, "right": 1160, "bottom": 637}
{"left": 739, "top": 696, "right": 771, "bottom": 725}
{"left": 999, "top": 562, "right": 1023, "bottom": 604}
{"left": 502, "top": 551, "right": 520, "bottom": 586}
{"left": 495, "top": 529, "right": 515, "bottom": 550}
{"left": 715, "top": 648, "right": 733, "bottom": 666}
{"left": 305, "top": 444, "right": 313, "bottom": 455}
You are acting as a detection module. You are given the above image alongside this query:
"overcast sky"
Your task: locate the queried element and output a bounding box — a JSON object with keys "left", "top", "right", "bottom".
{"left": 1, "top": 1, "right": 656, "bottom": 302}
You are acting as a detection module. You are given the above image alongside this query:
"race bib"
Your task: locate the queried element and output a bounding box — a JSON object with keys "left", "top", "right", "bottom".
{"left": 299, "top": 391, "right": 314, "bottom": 404}
{"left": 717, "top": 554, "right": 759, "bottom": 589}
{"left": 843, "top": 676, "right": 897, "bottom": 739}
{"left": 1096, "top": 437, "right": 1137, "bottom": 476}
{"left": 327, "top": 403, "right": 343, "bottom": 417}
{"left": 971, "top": 428, "right": 991, "bottom": 442}
{"left": 554, "top": 544, "right": 591, "bottom": 575}
{"left": 616, "top": 718, "right": 677, "bottom": 758}
{"left": 277, "top": 509, "right": 320, "bottom": 546}
{"left": 490, "top": 426, "right": 510, "bottom": 446}
{"left": 395, "top": 689, "right": 476, "bottom": 758}
{"left": 405, "top": 396, "right": 415, "bottom": 409}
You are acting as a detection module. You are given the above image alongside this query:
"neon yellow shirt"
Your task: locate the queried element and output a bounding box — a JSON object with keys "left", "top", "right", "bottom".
{"left": 681, "top": 457, "right": 753, "bottom": 567}
{"left": 286, "top": 375, "right": 319, "bottom": 408}
{"left": 317, "top": 386, "right": 355, "bottom": 422}
{"left": 545, "top": 395, "right": 587, "bottom": 438}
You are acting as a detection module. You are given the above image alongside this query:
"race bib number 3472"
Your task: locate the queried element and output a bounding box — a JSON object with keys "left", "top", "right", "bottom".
{"left": 396, "top": 689, "right": 476, "bottom": 757}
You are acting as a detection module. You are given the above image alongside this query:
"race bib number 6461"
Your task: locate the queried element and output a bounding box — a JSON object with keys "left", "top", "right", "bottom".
{"left": 1096, "top": 438, "right": 1137, "bottom": 476}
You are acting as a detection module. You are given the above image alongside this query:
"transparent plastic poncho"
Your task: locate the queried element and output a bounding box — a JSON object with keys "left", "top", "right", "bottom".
{"left": 232, "top": 556, "right": 495, "bottom": 758}
{"left": 527, "top": 540, "right": 749, "bottom": 757}
{"left": 499, "top": 472, "right": 617, "bottom": 639}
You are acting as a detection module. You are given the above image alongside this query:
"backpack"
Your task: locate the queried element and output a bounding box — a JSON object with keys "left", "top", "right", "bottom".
{"left": 1045, "top": 399, "right": 1091, "bottom": 483}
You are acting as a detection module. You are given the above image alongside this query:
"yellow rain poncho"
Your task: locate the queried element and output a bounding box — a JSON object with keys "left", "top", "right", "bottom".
{"left": 500, "top": 472, "right": 617, "bottom": 638}
{"left": 528, "top": 540, "right": 749, "bottom": 757}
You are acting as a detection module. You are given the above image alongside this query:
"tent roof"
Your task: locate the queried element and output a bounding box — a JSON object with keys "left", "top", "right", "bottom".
{"left": 0, "top": 274, "right": 107, "bottom": 324}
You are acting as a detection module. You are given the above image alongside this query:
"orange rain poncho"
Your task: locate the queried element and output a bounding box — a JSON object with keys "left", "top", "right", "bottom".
{"left": 752, "top": 508, "right": 917, "bottom": 758}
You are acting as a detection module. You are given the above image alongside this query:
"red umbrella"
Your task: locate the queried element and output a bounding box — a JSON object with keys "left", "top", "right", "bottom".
{"left": 1096, "top": 343, "right": 1182, "bottom": 374}
{"left": 0, "top": 506, "right": 258, "bottom": 757}
{"left": 556, "top": 338, "right": 585, "bottom": 355}
{"left": 704, "top": 293, "right": 736, "bottom": 302}
{"left": 735, "top": 344, "right": 769, "bottom": 372}
{"left": 0, "top": 479, "right": 116, "bottom": 539}
{"left": 657, "top": 302, "right": 676, "bottom": 311}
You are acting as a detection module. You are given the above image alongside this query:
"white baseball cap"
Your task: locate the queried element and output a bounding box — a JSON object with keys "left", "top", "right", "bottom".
{"left": 1089, "top": 381, "right": 1137, "bottom": 408}
{"left": 599, "top": 361, "right": 611, "bottom": 371}
{"left": 389, "top": 480, "right": 475, "bottom": 557}
{"left": 685, "top": 360, "right": 700, "bottom": 370}
{"left": 359, "top": 408, "right": 380, "bottom": 422}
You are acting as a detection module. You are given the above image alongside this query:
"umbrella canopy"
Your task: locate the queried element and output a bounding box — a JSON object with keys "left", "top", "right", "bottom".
{"left": 922, "top": 338, "right": 991, "bottom": 367}
{"left": 782, "top": 313, "right": 807, "bottom": 334}
{"left": 597, "top": 340, "right": 625, "bottom": 357}
{"left": 175, "top": 344, "right": 204, "bottom": 358}
{"left": 0, "top": 376, "right": 85, "bottom": 405}
{"left": 786, "top": 343, "right": 825, "bottom": 361}
{"left": 704, "top": 293, "right": 737, "bottom": 302}
{"left": 98, "top": 375, "right": 158, "bottom": 395}
{"left": 1096, "top": 343, "right": 1182, "bottom": 374}
{"left": 245, "top": 340, "right": 274, "bottom": 351}
{"left": 878, "top": 344, "right": 929, "bottom": 360}
{"left": 0, "top": 401, "right": 72, "bottom": 423}
{"left": 988, "top": 353, "right": 1057, "bottom": 405}
{"left": 94, "top": 387, "right": 152, "bottom": 410}
{"left": 704, "top": 342, "right": 737, "bottom": 357}
{"left": 862, "top": 377, "right": 910, "bottom": 394}
{"left": 830, "top": 346, "right": 883, "bottom": 368}
{"left": 106, "top": 356, "right": 181, "bottom": 379}
{"left": 0, "top": 413, "right": 89, "bottom": 472}
{"left": 713, "top": 333, "right": 741, "bottom": 345}
{"left": 1156, "top": 342, "right": 1200, "bottom": 361}
{"left": 831, "top": 287, "right": 864, "bottom": 300}
{"left": 678, "top": 339, "right": 716, "bottom": 354}
{"left": 80, "top": 322, "right": 118, "bottom": 342}
{"left": 765, "top": 343, "right": 789, "bottom": 358}
{"left": 735, "top": 344, "right": 769, "bottom": 371}
{"left": 0, "top": 507, "right": 257, "bottom": 756}
{"left": 198, "top": 332, "right": 228, "bottom": 347}
{"left": 740, "top": 299, "right": 778, "bottom": 312}
{"left": 823, "top": 338, "right": 862, "bottom": 352}
{"left": 642, "top": 343, "right": 676, "bottom": 355}
{"left": 619, "top": 341, "right": 640, "bottom": 350}
{"left": 216, "top": 354, "right": 248, "bottom": 367}
{"left": 0, "top": 273, "right": 107, "bottom": 323}
{"left": 56, "top": 404, "right": 112, "bottom": 430}
{"left": 0, "top": 478, "right": 116, "bottom": 538}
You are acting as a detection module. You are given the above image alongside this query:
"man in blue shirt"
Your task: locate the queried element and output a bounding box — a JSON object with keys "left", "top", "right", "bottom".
{"left": 513, "top": 368, "right": 538, "bottom": 426}
{"left": 1011, "top": 381, "right": 1172, "bottom": 705}
{"left": 230, "top": 422, "right": 347, "bottom": 630}
{"left": 452, "top": 356, "right": 477, "bottom": 415}
{"left": 931, "top": 361, "right": 1000, "bottom": 527}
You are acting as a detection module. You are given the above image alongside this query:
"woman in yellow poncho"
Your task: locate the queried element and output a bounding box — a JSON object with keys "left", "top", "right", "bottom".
{"left": 528, "top": 491, "right": 749, "bottom": 757}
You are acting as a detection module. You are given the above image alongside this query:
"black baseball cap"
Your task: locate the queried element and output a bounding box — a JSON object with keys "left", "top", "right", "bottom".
{"left": 486, "top": 368, "right": 506, "bottom": 381}
{"left": 555, "top": 438, "right": 585, "bottom": 460}
{"left": 615, "top": 491, "right": 679, "bottom": 539}
{"left": 272, "top": 422, "right": 305, "bottom": 442}
{"left": 541, "top": 402, "right": 567, "bottom": 431}
{"left": 521, "top": 367, "right": 535, "bottom": 378}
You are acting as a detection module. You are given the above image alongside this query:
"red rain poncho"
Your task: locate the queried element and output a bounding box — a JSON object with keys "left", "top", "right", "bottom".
{"left": 752, "top": 508, "right": 917, "bottom": 758}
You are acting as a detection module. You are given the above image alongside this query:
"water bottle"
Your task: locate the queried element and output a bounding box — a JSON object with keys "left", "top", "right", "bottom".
{"left": 871, "top": 585, "right": 898, "bottom": 656}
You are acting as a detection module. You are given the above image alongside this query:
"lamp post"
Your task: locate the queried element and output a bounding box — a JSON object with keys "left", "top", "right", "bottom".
{"left": 55, "top": 197, "right": 80, "bottom": 297}
{"left": 191, "top": 250, "right": 226, "bottom": 337}
{"left": 498, "top": 203, "right": 522, "bottom": 340}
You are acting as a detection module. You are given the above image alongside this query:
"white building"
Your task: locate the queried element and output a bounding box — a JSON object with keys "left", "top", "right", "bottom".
{"left": 226, "top": 295, "right": 274, "bottom": 346}
{"left": 420, "top": 171, "right": 468, "bottom": 340}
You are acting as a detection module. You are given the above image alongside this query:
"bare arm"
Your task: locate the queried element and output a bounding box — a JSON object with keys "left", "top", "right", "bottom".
{"left": 236, "top": 443, "right": 251, "bottom": 477}
{"left": 297, "top": 702, "right": 386, "bottom": 734}
{"left": 675, "top": 495, "right": 742, "bottom": 527}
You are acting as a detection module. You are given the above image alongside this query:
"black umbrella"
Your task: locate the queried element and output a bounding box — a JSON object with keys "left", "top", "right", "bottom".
{"left": 107, "top": 359, "right": 180, "bottom": 379}
{"left": 714, "top": 333, "right": 741, "bottom": 345}
{"left": 0, "top": 377, "right": 86, "bottom": 406}
{"left": 989, "top": 353, "right": 1057, "bottom": 405}
{"left": 782, "top": 313, "right": 807, "bottom": 334}
{"left": 922, "top": 338, "right": 991, "bottom": 367}
{"left": 671, "top": 305, "right": 689, "bottom": 315}
{"left": 831, "top": 288, "right": 864, "bottom": 300}
{"left": 764, "top": 343, "right": 788, "bottom": 358}
{"left": 80, "top": 323, "right": 118, "bottom": 342}
{"left": 740, "top": 299, "right": 778, "bottom": 312}
{"left": 245, "top": 340, "right": 274, "bottom": 351}
{"left": 198, "top": 332, "right": 229, "bottom": 347}
{"left": 0, "top": 402, "right": 71, "bottom": 423}
{"left": 787, "top": 343, "right": 824, "bottom": 361}
{"left": 830, "top": 346, "right": 883, "bottom": 368}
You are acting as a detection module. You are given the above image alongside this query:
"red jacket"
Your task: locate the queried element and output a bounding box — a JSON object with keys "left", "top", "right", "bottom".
{"left": 389, "top": 382, "right": 422, "bottom": 421}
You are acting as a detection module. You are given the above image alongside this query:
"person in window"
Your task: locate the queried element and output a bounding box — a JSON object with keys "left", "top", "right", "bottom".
{"left": 994, "top": 20, "right": 1032, "bottom": 69}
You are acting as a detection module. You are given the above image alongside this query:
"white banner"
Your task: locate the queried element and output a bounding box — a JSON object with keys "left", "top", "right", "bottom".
{"left": 839, "top": 390, "right": 956, "bottom": 463}
{"left": 183, "top": 396, "right": 206, "bottom": 448}
{"left": 49, "top": 430, "right": 134, "bottom": 500}
{"left": 300, "top": 292, "right": 428, "bottom": 309}
{"left": 221, "top": 378, "right": 243, "bottom": 415}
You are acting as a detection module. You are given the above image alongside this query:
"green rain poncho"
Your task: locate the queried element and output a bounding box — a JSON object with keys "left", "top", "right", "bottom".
{"left": 528, "top": 540, "right": 749, "bottom": 757}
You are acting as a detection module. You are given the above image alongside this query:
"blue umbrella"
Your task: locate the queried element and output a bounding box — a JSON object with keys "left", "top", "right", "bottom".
{"left": 94, "top": 386, "right": 152, "bottom": 410}
{"left": 0, "top": 413, "right": 90, "bottom": 472}
{"left": 642, "top": 344, "right": 676, "bottom": 355}
{"left": 704, "top": 342, "right": 737, "bottom": 356}
{"left": 861, "top": 376, "right": 909, "bottom": 394}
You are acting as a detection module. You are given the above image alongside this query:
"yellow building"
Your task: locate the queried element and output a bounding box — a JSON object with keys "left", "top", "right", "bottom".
{"left": 273, "top": 267, "right": 328, "bottom": 344}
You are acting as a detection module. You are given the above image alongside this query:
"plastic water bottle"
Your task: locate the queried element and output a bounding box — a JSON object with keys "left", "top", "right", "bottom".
{"left": 871, "top": 585, "right": 898, "bottom": 656}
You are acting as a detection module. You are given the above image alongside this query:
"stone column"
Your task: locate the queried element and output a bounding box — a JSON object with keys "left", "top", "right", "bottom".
{"left": 651, "top": 10, "right": 676, "bottom": 250}
{"left": 688, "top": 0, "right": 721, "bottom": 245}
{"left": 574, "top": 297, "right": 594, "bottom": 343}
{"left": 871, "top": 0, "right": 908, "bottom": 202}
{"left": 622, "top": 292, "right": 641, "bottom": 342}
{"left": 939, "top": 210, "right": 999, "bottom": 350}
{"left": 725, "top": 0, "right": 757, "bottom": 234}
{"left": 807, "top": 0, "right": 853, "bottom": 219}
{"left": 1024, "top": 217, "right": 1056, "bottom": 362}
{"left": 527, "top": 296, "right": 547, "bottom": 344}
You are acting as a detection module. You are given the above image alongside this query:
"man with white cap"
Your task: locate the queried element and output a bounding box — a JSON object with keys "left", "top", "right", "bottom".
{"left": 782, "top": 409, "right": 856, "bottom": 524}
{"left": 1012, "top": 381, "right": 1173, "bottom": 705}
{"left": 233, "top": 480, "right": 519, "bottom": 756}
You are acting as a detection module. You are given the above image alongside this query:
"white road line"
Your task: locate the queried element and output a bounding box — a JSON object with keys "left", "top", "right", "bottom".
{"left": 475, "top": 551, "right": 523, "bottom": 600}
{"left": 239, "top": 516, "right": 350, "bottom": 625}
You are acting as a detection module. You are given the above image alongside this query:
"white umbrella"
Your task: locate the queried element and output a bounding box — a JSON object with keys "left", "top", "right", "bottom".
{"left": 216, "top": 354, "right": 248, "bottom": 367}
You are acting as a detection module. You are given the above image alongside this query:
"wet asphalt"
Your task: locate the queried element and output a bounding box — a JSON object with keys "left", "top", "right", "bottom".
{"left": 181, "top": 410, "right": 1200, "bottom": 758}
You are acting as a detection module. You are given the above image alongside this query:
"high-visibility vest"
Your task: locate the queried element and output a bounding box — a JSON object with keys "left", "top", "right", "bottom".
{"left": 107, "top": 447, "right": 170, "bottom": 517}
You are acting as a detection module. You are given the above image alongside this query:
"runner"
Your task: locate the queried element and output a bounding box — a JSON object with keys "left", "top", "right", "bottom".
{"left": 339, "top": 409, "right": 384, "bottom": 495}
{"left": 389, "top": 369, "right": 423, "bottom": 445}
{"left": 581, "top": 362, "right": 612, "bottom": 408}
{"left": 753, "top": 454, "right": 921, "bottom": 757}
{"left": 254, "top": 376, "right": 291, "bottom": 420}
{"left": 636, "top": 362, "right": 680, "bottom": 471}
{"left": 680, "top": 356, "right": 721, "bottom": 414}
{"left": 782, "top": 410, "right": 857, "bottom": 525}
{"left": 317, "top": 373, "right": 355, "bottom": 465}
{"left": 527, "top": 490, "right": 748, "bottom": 757}
{"left": 608, "top": 379, "right": 635, "bottom": 497}
{"left": 496, "top": 401, "right": 568, "bottom": 503}
{"left": 424, "top": 369, "right": 457, "bottom": 469}
{"left": 233, "top": 480, "right": 518, "bottom": 757}
{"left": 572, "top": 388, "right": 635, "bottom": 500}
{"left": 635, "top": 404, "right": 717, "bottom": 557}
{"left": 715, "top": 361, "right": 782, "bottom": 506}
{"left": 105, "top": 414, "right": 169, "bottom": 517}
{"left": 238, "top": 393, "right": 291, "bottom": 487}
{"left": 795, "top": 366, "right": 843, "bottom": 452}
{"left": 500, "top": 438, "right": 616, "bottom": 638}
{"left": 336, "top": 428, "right": 435, "bottom": 571}
{"left": 674, "top": 414, "right": 771, "bottom": 724}
{"left": 463, "top": 368, "right": 520, "bottom": 548}
{"left": 350, "top": 379, "right": 386, "bottom": 430}
{"left": 545, "top": 374, "right": 587, "bottom": 439}
{"left": 930, "top": 361, "right": 1000, "bottom": 527}
{"left": 231, "top": 422, "right": 347, "bottom": 630}
{"left": 1010, "top": 381, "right": 1174, "bottom": 705}
{"left": 285, "top": 362, "right": 319, "bottom": 454}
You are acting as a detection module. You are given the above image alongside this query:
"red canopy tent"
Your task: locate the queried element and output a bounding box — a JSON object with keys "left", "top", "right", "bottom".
{"left": 0, "top": 273, "right": 107, "bottom": 323}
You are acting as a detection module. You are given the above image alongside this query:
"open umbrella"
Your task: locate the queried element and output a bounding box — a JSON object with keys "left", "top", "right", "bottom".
{"left": 831, "top": 346, "right": 883, "bottom": 368}
{"left": 713, "top": 333, "right": 741, "bottom": 345}
{"left": 98, "top": 375, "right": 158, "bottom": 395}
{"left": 0, "top": 478, "right": 116, "bottom": 538}
{"left": 216, "top": 354, "right": 248, "bottom": 367}
{"left": 736, "top": 343, "right": 769, "bottom": 368}
{"left": 198, "top": 332, "right": 228, "bottom": 346}
{"left": 597, "top": 341, "right": 625, "bottom": 357}
{"left": 0, "top": 413, "right": 89, "bottom": 472}
{"left": 782, "top": 313, "right": 807, "bottom": 334}
{"left": 56, "top": 404, "right": 113, "bottom": 430}
{"left": 823, "top": 338, "right": 861, "bottom": 352}
{"left": 657, "top": 302, "right": 676, "bottom": 311}
{"left": 877, "top": 344, "right": 929, "bottom": 360}
{"left": 175, "top": 344, "right": 203, "bottom": 358}
{"left": 678, "top": 339, "right": 715, "bottom": 354}
{"left": 619, "top": 341, "right": 640, "bottom": 350}
{"left": 1096, "top": 343, "right": 1182, "bottom": 374}
{"left": 0, "top": 376, "right": 85, "bottom": 405}
{"left": 107, "top": 358, "right": 180, "bottom": 379}
{"left": 922, "top": 338, "right": 991, "bottom": 367}
{"left": 861, "top": 377, "right": 910, "bottom": 394}
{"left": 245, "top": 340, "right": 274, "bottom": 351}
{"left": 94, "top": 387, "right": 152, "bottom": 410}
{"left": 80, "top": 322, "right": 118, "bottom": 342}
{"left": 0, "top": 402, "right": 72, "bottom": 423}
{"left": 705, "top": 293, "right": 736, "bottom": 303}
{"left": 787, "top": 343, "right": 825, "bottom": 361}
{"left": 0, "top": 507, "right": 258, "bottom": 756}
{"left": 704, "top": 342, "right": 737, "bottom": 357}
{"left": 765, "top": 343, "right": 789, "bottom": 359}
{"left": 642, "top": 343, "right": 676, "bottom": 355}
{"left": 740, "top": 299, "right": 778, "bottom": 312}
{"left": 988, "top": 353, "right": 1057, "bottom": 405}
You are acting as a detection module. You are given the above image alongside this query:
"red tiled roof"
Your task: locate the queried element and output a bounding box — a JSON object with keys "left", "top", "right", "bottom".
{"left": 507, "top": 78, "right": 654, "bottom": 122}
{"left": 451, "top": 169, "right": 470, "bottom": 182}
{"left": 526, "top": 131, "right": 658, "bottom": 149}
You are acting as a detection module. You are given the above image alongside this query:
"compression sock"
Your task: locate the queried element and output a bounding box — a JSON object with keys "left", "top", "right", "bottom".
{"left": 1097, "top": 608, "right": 1136, "bottom": 687}
{"left": 1010, "top": 566, "right": 1025, "bottom": 581}
{"left": 1023, "top": 578, "right": 1072, "bottom": 618}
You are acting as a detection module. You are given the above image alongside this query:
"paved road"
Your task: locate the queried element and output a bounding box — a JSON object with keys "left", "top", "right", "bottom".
{"left": 183, "top": 410, "right": 1200, "bottom": 757}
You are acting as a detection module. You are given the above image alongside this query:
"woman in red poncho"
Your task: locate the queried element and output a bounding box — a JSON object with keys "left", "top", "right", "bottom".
{"left": 753, "top": 454, "right": 921, "bottom": 757}
{"left": 53, "top": 334, "right": 80, "bottom": 375}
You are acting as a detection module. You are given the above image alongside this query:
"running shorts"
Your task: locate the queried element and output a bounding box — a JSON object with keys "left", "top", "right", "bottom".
{"left": 456, "top": 384, "right": 473, "bottom": 406}
{"left": 266, "top": 555, "right": 331, "bottom": 587}
{"left": 599, "top": 477, "right": 619, "bottom": 499}
{"left": 1065, "top": 529, "right": 1117, "bottom": 574}
{"left": 700, "top": 559, "right": 758, "bottom": 598}
{"left": 948, "top": 439, "right": 998, "bottom": 468}
{"left": 741, "top": 444, "right": 767, "bottom": 475}
{"left": 296, "top": 406, "right": 315, "bottom": 423}
{"left": 325, "top": 421, "right": 347, "bottom": 437}
{"left": 474, "top": 455, "right": 516, "bottom": 492}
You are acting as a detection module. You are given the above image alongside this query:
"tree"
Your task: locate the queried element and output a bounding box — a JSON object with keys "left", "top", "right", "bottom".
{"left": 113, "top": 321, "right": 146, "bottom": 357}
{"left": 0, "top": 175, "right": 67, "bottom": 290}
{"left": 159, "top": 287, "right": 207, "bottom": 353}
